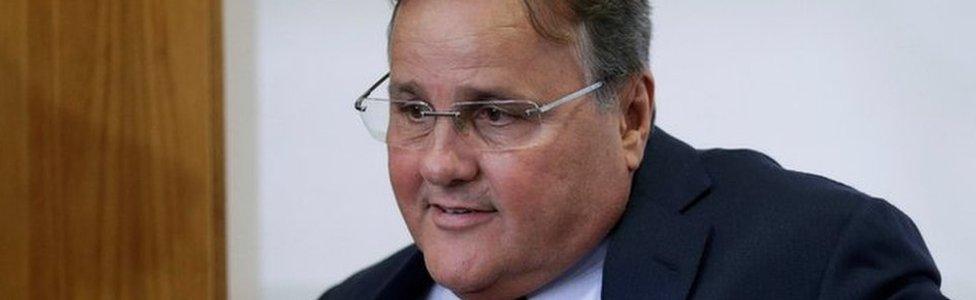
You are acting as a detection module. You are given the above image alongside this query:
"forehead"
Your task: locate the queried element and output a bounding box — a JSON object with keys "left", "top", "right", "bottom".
{"left": 389, "top": 0, "right": 581, "bottom": 100}
{"left": 392, "top": 0, "right": 535, "bottom": 47}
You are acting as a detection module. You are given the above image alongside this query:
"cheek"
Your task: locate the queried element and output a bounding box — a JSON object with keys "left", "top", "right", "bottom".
{"left": 484, "top": 118, "right": 627, "bottom": 243}
{"left": 388, "top": 151, "right": 424, "bottom": 223}
{"left": 482, "top": 153, "right": 575, "bottom": 238}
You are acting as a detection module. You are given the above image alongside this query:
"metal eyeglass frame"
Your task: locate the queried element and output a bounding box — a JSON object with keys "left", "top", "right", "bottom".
{"left": 354, "top": 72, "right": 604, "bottom": 120}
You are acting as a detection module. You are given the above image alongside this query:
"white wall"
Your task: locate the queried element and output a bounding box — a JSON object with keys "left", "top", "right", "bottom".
{"left": 226, "top": 1, "right": 976, "bottom": 299}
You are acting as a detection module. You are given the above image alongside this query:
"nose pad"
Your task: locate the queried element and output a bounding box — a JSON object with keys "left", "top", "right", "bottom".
{"left": 420, "top": 115, "right": 479, "bottom": 187}
{"left": 450, "top": 115, "right": 468, "bottom": 133}
{"left": 426, "top": 114, "right": 464, "bottom": 148}
{"left": 422, "top": 111, "right": 470, "bottom": 142}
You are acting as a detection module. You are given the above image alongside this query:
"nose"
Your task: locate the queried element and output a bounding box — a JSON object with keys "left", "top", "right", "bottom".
{"left": 419, "top": 119, "right": 479, "bottom": 187}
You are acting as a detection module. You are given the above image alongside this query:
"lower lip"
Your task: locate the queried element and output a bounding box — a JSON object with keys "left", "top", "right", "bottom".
{"left": 430, "top": 207, "right": 497, "bottom": 231}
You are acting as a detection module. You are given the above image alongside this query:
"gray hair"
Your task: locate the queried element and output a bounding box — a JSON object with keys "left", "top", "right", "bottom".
{"left": 387, "top": 0, "right": 652, "bottom": 106}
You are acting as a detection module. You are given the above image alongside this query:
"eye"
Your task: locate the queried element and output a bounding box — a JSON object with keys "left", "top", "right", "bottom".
{"left": 474, "top": 105, "right": 517, "bottom": 126}
{"left": 397, "top": 103, "right": 430, "bottom": 122}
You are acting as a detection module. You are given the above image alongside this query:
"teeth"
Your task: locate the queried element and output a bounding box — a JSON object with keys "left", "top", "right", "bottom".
{"left": 444, "top": 208, "right": 472, "bottom": 214}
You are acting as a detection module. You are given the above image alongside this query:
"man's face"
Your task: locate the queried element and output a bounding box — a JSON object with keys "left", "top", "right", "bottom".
{"left": 388, "top": 0, "right": 637, "bottom": 297}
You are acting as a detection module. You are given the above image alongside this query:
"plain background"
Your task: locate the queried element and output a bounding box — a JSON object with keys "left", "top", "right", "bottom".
{"left": 226, "top": 1, "right": 976, "bottom": 299}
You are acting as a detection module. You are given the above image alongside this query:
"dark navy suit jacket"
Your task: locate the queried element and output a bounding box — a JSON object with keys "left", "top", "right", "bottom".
{"left": 322, "top": 128, "right": 945, "bottom": 299}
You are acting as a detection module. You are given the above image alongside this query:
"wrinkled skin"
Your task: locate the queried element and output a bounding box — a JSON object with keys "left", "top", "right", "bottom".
{"left": 387, "top": 0, "right": 654, "bottom": 298}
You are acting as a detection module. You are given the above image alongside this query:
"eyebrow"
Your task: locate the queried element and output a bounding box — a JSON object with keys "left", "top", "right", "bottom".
{"left": 388, "top": 79, "right": 533, "bottom": 103}
{"left": 388, "top": 80, "right": 427, "bottom": 100}
{"left": 457, "top": 85, "right": 530, "bottom": 102}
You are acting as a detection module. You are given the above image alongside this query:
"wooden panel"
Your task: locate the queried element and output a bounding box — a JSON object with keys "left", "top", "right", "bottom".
{"left": 0, "top": 0, "right": 225, "bottom": 298}
{"left": 0, "top": 0, "right": 30, "bottom": 298}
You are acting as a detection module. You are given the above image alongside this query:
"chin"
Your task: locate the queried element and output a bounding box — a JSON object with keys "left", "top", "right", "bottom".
{"left": 423, "top": 247, "right": 499, "bottom": 294}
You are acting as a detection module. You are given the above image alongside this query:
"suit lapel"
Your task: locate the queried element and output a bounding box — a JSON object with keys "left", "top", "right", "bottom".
{"left": 374, "top": 247, "right": 434, "bottom": 300}
{"left": 602, "top": 128, "right": 714, "bottom": 300}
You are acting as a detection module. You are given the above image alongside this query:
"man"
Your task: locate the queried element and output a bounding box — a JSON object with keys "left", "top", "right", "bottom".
{"left": 324, "top": 0, "right": 945, "bottom": 299}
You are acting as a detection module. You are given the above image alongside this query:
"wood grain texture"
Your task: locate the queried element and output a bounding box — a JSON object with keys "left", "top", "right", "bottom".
{"left": 0, "top": 0, "right": 30, "bottom": 298}
{"left": 0, "top": 0, "right": 225, "bottom": 298}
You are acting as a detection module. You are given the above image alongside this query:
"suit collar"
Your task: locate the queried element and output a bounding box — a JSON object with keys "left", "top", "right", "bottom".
{"left": 629, "top": 127, "right": 713, "bottom": 213}
{"left": 602, "top": 127, "right": 714, "bottom": 299}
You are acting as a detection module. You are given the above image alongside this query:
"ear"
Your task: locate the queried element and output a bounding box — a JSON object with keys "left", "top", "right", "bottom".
{"left": 619, "top": 71, "right": 654, "bottom": 171}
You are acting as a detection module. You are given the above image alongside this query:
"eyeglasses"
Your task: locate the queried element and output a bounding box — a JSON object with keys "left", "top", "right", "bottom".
{"left": 354, "top": 72, "right": 604, "bottom": 151}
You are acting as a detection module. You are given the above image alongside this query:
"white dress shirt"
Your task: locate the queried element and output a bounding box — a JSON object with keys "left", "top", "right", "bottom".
{"left": 427, "top": 241, "right": 607, "bottom": 300}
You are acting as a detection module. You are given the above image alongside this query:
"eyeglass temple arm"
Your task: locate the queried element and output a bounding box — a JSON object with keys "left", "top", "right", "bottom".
{"left": 355, "top": 72, "right": 391, "bottom": 111}
{"left": 532, "top": 81, "right": 604, "bottom": 114}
